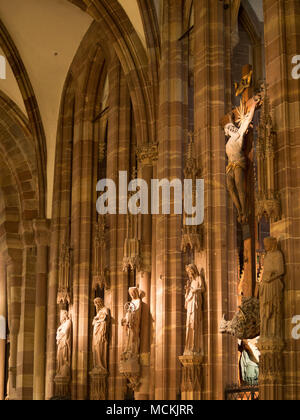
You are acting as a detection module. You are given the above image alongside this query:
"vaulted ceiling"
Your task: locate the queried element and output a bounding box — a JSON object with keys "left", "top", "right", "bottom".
{"left": 0, "top": 0, "right": 148, "bottom": 217}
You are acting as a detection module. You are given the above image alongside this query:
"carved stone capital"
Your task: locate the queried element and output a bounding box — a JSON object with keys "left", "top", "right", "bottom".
{"left": 20, "top": 220, "right": 35, "bottom": 248}
{"left": 136, "top": 143, "right": 158, "bottom": 166}
{"left": 181, "top": 226, "right": 203, "bottom": 253}
{"left": 179, "top": 354, "right": 203, "bottom": 366}
{"left": 33, "top": 219, "right": 51, "bottom": 247}
{"left": 255, "top": 196, "right": 281, "bottom": 223}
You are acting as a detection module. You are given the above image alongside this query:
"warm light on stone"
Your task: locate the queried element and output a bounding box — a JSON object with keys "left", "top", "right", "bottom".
{"left": 0, "top": 0, "right": 299, "bottom": 402}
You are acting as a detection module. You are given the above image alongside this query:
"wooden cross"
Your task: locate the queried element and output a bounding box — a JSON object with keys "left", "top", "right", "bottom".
{"left": 221, "top": 64, "right": 255, "bottom": 128}
{"left": 222, "top": 64, "right": 260, "bottom": 300}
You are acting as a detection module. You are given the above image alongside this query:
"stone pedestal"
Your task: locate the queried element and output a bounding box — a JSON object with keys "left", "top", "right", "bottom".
{"left": 258, "top": 338, "right": 284, "bottom": 401}
{"left": 54, "top": 376, "right": 70, "bottom": 399}
{"left": 120, "top": 353, "right": 140, "bottom": 391}
{"left": 179, "top": 354, "right": 203, "bottom": 400}
{"left": 89, "top": 369, "right": 108, "bottom": 400}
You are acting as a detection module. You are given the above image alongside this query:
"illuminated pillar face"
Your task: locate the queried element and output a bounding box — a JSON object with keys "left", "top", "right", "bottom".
{"left": 0, "top": 254, "right": 7, "bottom": 400}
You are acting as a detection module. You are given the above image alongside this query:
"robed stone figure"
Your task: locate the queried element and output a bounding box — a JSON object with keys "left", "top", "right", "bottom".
{"left": 259, "top": 237, "right": 285, "bottom": 339}
{"left": 56, "top": 310, "right": 72, "bottom": 378}
{"left": 92, "top": 298, "right": 110, "bottom": 372}
{"left": 224, "top": 96, "right": 260, "bottom": 224}
{"left": 184, "top": 265, "right": 205, "bottom": 356}
{"left": 121, "top": 287, "right": 142, "bottom": 356}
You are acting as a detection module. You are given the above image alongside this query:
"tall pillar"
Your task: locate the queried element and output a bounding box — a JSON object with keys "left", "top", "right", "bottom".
{"left": 71, "top": 59, "right": 102, "bottom": 400}
{"left": 107, "top": 59, "right": 134, "bottom": 400}
{"left": 155, "top": 0, "right": 185, "bottom": 400}
{"left": 33, "top": 219, "right": 50, "bottom": 400}
{"left": 135, "top": 144, "right": 157, "bottom": 400}
{"left": 263, "top": 0, "right": 300, "bottom": 400}
{"left": 17, "top": 222, "right": 37, "bottom": 400}
{"left": 45, "top": 80, "right": 74, "bottom": 400}
{"left": 6, "top": 252, "right": 22, "bottom": 400}
{"left": 0, "top": 254, "right": 6, "bottom": 400}
{"left": 194, "top": 0, "right": 236, "bottom": 399}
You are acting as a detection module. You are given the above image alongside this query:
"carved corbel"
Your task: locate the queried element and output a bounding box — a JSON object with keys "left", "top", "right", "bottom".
{"left": 136, "top": 143, "right": 158, "bottom": 167}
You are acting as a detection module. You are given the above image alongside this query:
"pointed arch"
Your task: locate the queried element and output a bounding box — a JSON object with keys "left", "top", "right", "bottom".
{"left": 68, "top": 0, "right": 155, "bottom": 146}
{"left": 0, "top": 19, "right": 47, "bottom": 217}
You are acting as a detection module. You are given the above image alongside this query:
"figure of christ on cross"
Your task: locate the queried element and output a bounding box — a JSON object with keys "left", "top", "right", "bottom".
{"left": 224, "top": 95, "right": 261, "bottom": 224}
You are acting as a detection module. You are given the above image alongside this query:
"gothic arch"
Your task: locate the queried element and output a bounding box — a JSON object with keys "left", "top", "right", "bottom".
{"left": 0, "top": 20, "right": 47, "bottom": 217}
{"left": 0, "top": 89, "right": 41, "bottom": 399}
{"left": 0, "top": 91, "right": 39, "bottom": 224}
{"left": 68, "top": 0, "right": 156, "bottom": 146}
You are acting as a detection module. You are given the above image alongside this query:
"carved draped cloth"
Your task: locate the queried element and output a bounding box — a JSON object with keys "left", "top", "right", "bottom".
{"left": 260, "top": 251, "right": 284, "bottom": 320}
{"left": 226, "top": 157, "right": 247, "bottom": 175}
{"left": 260, "top": 278, "right": 284, "bottom": 320}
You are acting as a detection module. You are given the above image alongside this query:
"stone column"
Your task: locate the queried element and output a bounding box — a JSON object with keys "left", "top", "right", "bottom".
{"left": 33, "top": 219, "right": 50, "bottom": 400}
{"left": 155, "top": 0, "right": 185, "bottom": 400}
{"left": 45, "top": 80, "right": 74, "bottom": 400}
{"left": 135, "top": 144, "right": 157, "bottom": 400}
{"left": 263, "top": 0, "right": 300, "bottom": 401}
{"left": 0, "top": 254, "right": 6, "bottom": 400}
{"left": 17, "top": 222, "right": 37, "bottom": 400}
{"left": 6, "top": 252, "right": 22, "bottom": 400}
{"left": 106, "top": 58, "right": 132, "bottom": 400}
{"left": 149, "top": 160, "right": 158, "bottom": 401}
{"left": 194, "top": 0, "right": 237, "bottom": 399}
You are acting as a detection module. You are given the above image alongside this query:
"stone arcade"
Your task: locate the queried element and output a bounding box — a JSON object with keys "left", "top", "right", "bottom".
{"left": 0, "top": 0, "right": 299, "bottom": 401}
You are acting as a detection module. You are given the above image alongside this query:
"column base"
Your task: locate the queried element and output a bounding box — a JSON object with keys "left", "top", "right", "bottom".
{"left": 258, "top": 337, "right": 284, "bottom": 400}
{"left": 54, "top": 375, "right": 71, "bottom": 399}
{"left": 89, "top": 369, "right": 108, "bottom": 400}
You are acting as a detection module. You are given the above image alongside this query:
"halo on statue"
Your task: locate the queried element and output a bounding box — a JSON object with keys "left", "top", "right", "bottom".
{"left": 124, "top": 302, "right": 136, "bottom": 313}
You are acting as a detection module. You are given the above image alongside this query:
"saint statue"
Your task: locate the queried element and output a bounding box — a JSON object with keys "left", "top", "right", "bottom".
{"left": 224, "top": 96, "right": 260, "bottom": 224}
{"left": 184, "top": 265, "right": 205, "bottom": 356}
{"left": 92, "top": 298, "right": 110, "bottom": 372}
{"left": 121, "top": 287, "right": 142, "bottom": 356}
{"left": 259, "top": 237, "right": 285, "bottom": 339}
{"left": 56, "top": 310, "right": 72, "bottom": 378}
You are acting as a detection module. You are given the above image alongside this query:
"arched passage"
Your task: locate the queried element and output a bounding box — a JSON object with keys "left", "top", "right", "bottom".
{"left": 68, "top": 0, "right": 157, "bottom": 147}
{"left": 0, "top": 91, "right": 41, "bottom": 400}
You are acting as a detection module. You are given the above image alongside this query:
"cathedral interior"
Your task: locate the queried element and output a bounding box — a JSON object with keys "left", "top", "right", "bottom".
{"left": 0, "top": 0, "right": 299, "bottom": 401}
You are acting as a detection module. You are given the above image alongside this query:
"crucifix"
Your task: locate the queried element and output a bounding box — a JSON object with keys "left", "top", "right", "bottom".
{"left": 222, "top": 64, "right": 263, "bottom": 299}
